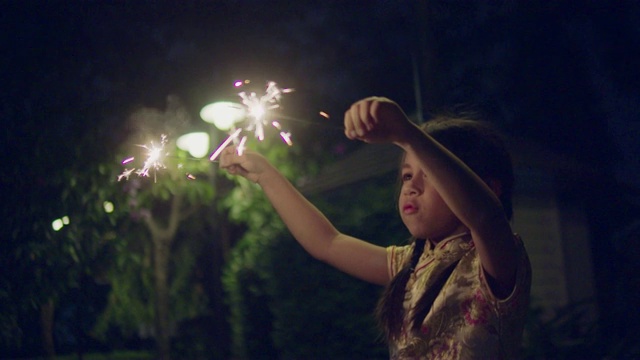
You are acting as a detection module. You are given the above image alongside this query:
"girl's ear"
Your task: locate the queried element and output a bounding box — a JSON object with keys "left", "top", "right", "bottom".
{"left": 486, "top": 178, "right": 503, "bottom": 197}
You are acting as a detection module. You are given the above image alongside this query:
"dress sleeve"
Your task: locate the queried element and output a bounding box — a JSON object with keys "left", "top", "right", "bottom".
{"left": 480, "top": 234, "right": 532, "bottom": 309}
{"left": 387, "top": 244, "right": 412, "bottom": 279}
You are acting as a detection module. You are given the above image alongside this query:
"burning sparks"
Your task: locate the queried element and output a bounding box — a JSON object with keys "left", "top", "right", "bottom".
{"left": 118, "top": 135, "right": 169, "bottom": 182}
{"left": 117, "top": 81, "right": 297, "bottom": 183}
{"left": 209, "top": 81, "right": 294, "bottom": 161}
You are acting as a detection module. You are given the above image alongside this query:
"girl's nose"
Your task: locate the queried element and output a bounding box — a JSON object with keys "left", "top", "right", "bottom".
{"left": 403, "top": 179, "right": 421, "bottom": 196}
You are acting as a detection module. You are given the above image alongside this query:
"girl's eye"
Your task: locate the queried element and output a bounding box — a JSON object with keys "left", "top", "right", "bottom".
{"left": 402, "top": 173, "right": 412, "bottom": 181}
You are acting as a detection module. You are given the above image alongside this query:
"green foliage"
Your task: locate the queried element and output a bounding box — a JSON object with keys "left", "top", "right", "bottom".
{"left": 56, "top": 350, "right": 154, "bottom": 359}
{"left": 91, "top": 131, "right": 216, "bottom": 345}
{"left": 220, "top": 138, "right": 306, "bottom": 358}
{"left": 169, "top": 242, "right": 210, "bottom": 320}
{"left": 1, "top": 147, "right": 131, "bottom": 350}
{"left": 93, "top": 229, "right": 209, "bottom": 342}
{"left": 93, "top": 236, "right": 155, "bottom": 340}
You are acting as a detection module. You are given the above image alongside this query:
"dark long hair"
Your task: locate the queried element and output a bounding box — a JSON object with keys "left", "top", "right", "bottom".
{"left": 375, "top": 117, "right": 514, "bottom": 342}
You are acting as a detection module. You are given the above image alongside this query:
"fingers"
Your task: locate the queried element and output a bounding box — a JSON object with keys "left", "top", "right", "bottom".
{"left": 219, "top": 146, "right": 264, "bottom": 183}
{"left": 344, "top": 97, "right": 390, "bottom": 140}
{"left": 226, "top": 164, "right": 247, "bottom": 177}
{"left": 219, "top": 146, "right": 250, "bottom": 173}
{"left": 219, "top": 148, "right": 247, "bottom": 179}
{"left": 344, "top": 98, "right": 372, "bottom": 139}
{"left": 218, "top": 146, "right": 238, "bottom": 169}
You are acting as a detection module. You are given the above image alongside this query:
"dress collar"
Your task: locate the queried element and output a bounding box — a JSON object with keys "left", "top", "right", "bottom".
{"left": 427, "top": 231, "right": 471, "bottom": 252}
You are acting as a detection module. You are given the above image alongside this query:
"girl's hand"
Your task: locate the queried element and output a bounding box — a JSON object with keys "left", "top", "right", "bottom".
{"left": 343, "top": 97, "right": 413, "bottom": 144}
{"left": 219, "top": 146, "right": 270, "bottom": 184}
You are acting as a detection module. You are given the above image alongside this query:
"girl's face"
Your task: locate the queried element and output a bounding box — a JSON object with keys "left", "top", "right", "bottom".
{"left": 398, "top": 152, "right": 467, "bottom": 241}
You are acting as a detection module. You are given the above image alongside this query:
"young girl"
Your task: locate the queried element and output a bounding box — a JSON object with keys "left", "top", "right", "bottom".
{"left": 220, "top": 97, "right": 531, "bottom": 359}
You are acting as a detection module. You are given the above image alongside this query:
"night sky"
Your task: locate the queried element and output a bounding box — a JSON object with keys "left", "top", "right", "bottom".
{"left": 3, "top": 1, "right": 640, "bottom": 189}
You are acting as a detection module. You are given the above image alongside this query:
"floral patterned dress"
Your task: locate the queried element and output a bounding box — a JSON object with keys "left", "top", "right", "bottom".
{"left": 387, "top": 232, "right": 531, "bottom": 359}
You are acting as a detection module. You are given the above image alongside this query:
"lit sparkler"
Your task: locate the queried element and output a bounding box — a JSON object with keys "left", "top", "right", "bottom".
{"left": 118, "top": 134, "right": 169, "bottom": 182}
{"left": 209, "top": 81, "right": 294, "bottom": 161}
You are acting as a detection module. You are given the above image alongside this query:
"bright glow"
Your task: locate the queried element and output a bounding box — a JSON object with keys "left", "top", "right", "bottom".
{"left": 52, "top": 219, "right": 63, "bottom": 231}
{"left": 51, "top": 216, "right": 69, "bottom": 231}
{"left": 207, "top": 81, "right": 294, "bottom": 162}
{"left": 103, "top": 201, "right": 114, "bottom": 213}
{"left": 200, "top": 102, "right": 246, "bottom": 131}
{"left": 118, "top": 135, "right": 168, "bottom": 182}
{"left": 236, "top": 81, "right": 293, "bottom": 144}
{"left": 177, "top": 132, "right": 210, "bottom": 158}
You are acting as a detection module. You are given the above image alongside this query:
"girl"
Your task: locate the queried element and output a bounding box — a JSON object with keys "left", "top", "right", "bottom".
{"left": 220, "top": 97, "right": 531, "bottom": 359}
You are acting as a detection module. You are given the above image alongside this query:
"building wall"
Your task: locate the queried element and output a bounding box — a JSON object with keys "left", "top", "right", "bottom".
{"left": 512, "top": 166, "right": 597, "bottom": 319}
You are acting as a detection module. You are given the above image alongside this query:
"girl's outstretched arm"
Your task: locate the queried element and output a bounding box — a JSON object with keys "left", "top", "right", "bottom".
{"left": 344, "top": 97, "right": 518, "bottom": 297}
{"left": 219, "top": 146, "right": 390, "bottom": 286}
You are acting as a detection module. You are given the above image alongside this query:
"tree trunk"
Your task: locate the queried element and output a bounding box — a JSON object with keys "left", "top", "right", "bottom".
{"left": 154, "top": 238, "right": 171, "bottom": 360}
{"left": 40, "top": 298, "right": 55, "bottom": 359}
{"left": 145, "top": 193, "right": 183, "bottom": 360}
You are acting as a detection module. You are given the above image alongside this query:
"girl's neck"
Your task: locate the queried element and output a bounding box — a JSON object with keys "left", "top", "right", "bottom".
{"left": 427, "top": 230, "right": 470, "bottom": 248}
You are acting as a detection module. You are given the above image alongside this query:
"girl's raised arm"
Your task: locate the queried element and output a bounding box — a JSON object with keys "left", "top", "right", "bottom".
{"left": 344, "top": 97, "right": 518, "bottom": 297}
{"left": 219, "top": 147, "right": 390, "bottom": 286}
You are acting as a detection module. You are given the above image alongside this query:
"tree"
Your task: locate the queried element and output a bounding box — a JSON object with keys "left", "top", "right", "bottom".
{"left": 92, "top": 98, "right": 215, "bottom": 360}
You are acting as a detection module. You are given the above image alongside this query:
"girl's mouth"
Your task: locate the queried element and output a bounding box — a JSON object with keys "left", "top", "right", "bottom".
{"left": 402, "top": 204, "right": 418, "bottom": 214}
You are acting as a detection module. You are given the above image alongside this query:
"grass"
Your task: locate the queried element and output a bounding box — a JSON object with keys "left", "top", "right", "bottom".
{"left": 53, "top": 350, "right": 153, "bottom": 360}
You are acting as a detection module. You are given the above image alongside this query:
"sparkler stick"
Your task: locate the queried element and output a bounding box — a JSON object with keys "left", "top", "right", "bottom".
{"left": 209, "top": 128, "right": 242, "bottom": 161}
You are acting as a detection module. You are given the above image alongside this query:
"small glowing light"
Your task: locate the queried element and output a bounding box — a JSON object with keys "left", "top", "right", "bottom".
{"left": 52, "top": 219, "right": 63, "bottom": 231}
{"left": 51, "top": 216, "right": 69, "bottom": 231}
{"left": 200, "top": 102, "right": 246, "bottom": 131}
{"left": 118, "top": 168, "right": 135, "bottom": 181}
{"left": 280, "top": 132, "right": 293, "bottom": 146}
{"left": 103, "top": 201, "right": 114, "bottom": 213}
{"left": 319, "top": 111, "right": 330, "bottom": 119}
{"left": 177, "top": 132, "right": 210, "bottom": 158}
{"left": 122, "top": 157, "right": 135, "bottom": 164}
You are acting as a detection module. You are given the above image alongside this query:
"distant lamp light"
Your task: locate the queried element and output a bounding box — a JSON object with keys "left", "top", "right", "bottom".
{"left": 200, "top": 102, "right": 246, "bottom": 131}
{"left": 177, "top": 132, "right": 210, "bottom": 158}
{"left": 103, "top": 201, "right": 114, "bottom": 213}
{"left": 52, "top": 219, "right": 63, "bottom": 231}
{"left": 52, "top": 215, "right": 70, "bottom": 231}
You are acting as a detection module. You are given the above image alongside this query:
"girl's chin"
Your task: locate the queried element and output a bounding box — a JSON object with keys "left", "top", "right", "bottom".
{"left": 408, "top": 229, "right": 431, "bottom": 239}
